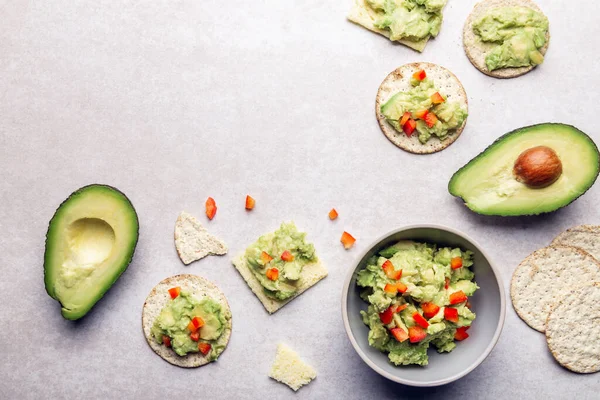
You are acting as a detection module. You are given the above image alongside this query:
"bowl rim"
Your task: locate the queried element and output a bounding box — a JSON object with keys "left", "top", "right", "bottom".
{"left": 341, "top": 224, "right": 506, "bottom": 387}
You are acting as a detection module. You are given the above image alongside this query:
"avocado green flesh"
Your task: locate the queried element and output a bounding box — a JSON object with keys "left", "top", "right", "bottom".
{"left": 44, "top": 185, "right": 139, "bottom": 320}
{"left": 449, "top": 124, "right": 600, "bottom": 216}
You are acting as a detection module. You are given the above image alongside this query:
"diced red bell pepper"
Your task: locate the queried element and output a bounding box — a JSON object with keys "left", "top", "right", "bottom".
{"left": 413, "top": 69, "right": 427, "bottom": 81}
{"left": 205, "top": 197, "right": 217, "bottom": 220}
{"left": 449, "top": 290, "right": 468, "bottom": 305}
{"left": 281, "top": 250, "right": 294, "bottom": 262}
{"left": 341, "top": 231, "right": 356, "bottom": 249}
{"left": 198, "top": 342, "right": 212, "bottom": 355}
{"left": 188, "top": 316, "right": 205, "bottom": 332}
{"left": 382, "top": 260, "right": 402, "bottom": 280}
{"left": 451, "top": 257, "right": 463, "bottom": 270}
{"left": 431, "top": 92, "right": 445, "bottom": 104}
{"left": 328, "top": 208, "right": 338, "bottom": 220}
{"left": 455, "top": 327, "right": 470, "bottom": 341}
{"left": 261, "top": 251, "right": 273, "bottom": 264}
{"left": 424, "top": 112, "right": 438, "bottom": 128}
{"left": 413, "top": 312, "right": 430, "bottom": 329}
{"left": 394, "top": 304, "right": 408, "bottom": 313}
{"left": 190, "top": 331, "right": 200, "bottom": 342}
{"left": 384, "top": 282, "right": 407, "bottom": 295}
{"left": 390, "top": 327, "right": 409, "bottom": 343}
{"left": 162, "top": 335, "right": 171, "bottom": 347}
{"left": 399, "top": 111, "right": 411, "bottom": 127}
{"left": 266, "top": 268, "right": 279, "bottom": 281}
{"left": 413, "top": 109, "right": 429, "bottom": 120}
{"left": 379, "top": 306, "right": 394, "bottom": 325}
{"left": 408, "top": 326, "right": 427, "bottom": 343}
{"left": 421, "top": 302, "right": 440, "bottom": 319}
{"left": 445, "top": 277, "right": 450, "bottom": 290}
{"left": 187, "top": 320, "right": 198, "bottom": 333}
{"left": 168, "top": 287, "right": 181, "bottom": 299}
{"left": 245, "top": 195, "right": 255, "bottom": 210}
{"left": 444, "top": 307, "right": 459, "bottom": 323}
{"left": 403, "top": 119, "right": 417, "bottom": 137}
{"left": 395, "top": 282, "right": 408, "bottom": 294}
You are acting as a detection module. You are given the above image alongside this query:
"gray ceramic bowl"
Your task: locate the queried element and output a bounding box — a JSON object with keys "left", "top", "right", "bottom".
{"left": 342, "top": 225, "right": 505, "bottom": 387}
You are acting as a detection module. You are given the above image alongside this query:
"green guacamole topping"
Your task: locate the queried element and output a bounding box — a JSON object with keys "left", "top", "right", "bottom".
{"left": 357, "top": 241, "right": 478, "bottom": 366}
{"left": 381, "top": 77, "right": 468, "bottom": 144}
{"left": 151, "top": 291, "right": 229, "bottom": 360}
{"left": 244, "top": 222, "right": 317, "bottom": 301}
{"left": 473, "top": 6, "right": 549, "bottom": 71}
{"left": 366, "top": 0, "right": 447, "bottom": 42}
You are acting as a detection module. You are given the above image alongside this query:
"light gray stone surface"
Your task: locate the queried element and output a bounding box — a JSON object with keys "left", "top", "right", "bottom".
{"left": 1, "top": 0, "right": 599, "bottom": 398}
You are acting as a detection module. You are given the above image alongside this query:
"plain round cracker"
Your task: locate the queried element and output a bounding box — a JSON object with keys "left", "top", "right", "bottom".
{"left": 551, "top": 225, "right": 600, "bottom": 262}
{"left": 463, "top": 0, "right": 550, "bottom": 78}
{"left": 375, "top": 62, "right": 469, "bottom": 154}
{"left": 546, "top": 282, "right": 600, "bottom": 373}
{"left": 141, "top": 274, "right": 232, "bottom": 368}
{"left": 510, "top": 246, "right": 600, "bottom": 332}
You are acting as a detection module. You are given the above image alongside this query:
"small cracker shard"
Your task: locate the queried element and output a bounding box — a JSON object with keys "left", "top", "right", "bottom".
{"left": 175, "top": 211, "right": 227, "bottom": 265}
{"left": 546, "top": 282, "right": 600, "bottom": 373}
{"left": 269, "top": 344, "right": 317, "bottom": 391}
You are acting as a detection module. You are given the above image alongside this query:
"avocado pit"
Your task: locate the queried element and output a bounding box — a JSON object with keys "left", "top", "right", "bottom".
{"left": 513, "top": 146, "right": 562, "bottom": 188}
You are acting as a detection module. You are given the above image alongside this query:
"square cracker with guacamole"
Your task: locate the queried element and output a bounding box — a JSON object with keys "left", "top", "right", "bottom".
{"left": 232, "top": 222, "right": 328, "bottom": 314}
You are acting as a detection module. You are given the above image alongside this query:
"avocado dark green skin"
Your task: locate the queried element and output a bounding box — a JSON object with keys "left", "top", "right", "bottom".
{"left": 44, "top": 184, "right": 140, "bottom": 320}
{"left": 448, "top": 123, "right": 600, "bottom": 216}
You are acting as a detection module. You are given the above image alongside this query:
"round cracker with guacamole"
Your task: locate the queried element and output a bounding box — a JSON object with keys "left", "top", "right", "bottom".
{"left": 463, "top": 0, "right": 550, "bottom": 78}
{"left": 376, "top": 62, "right": 468, "bottom": 154}
{"left": 142, "top": 274, "right": 232, "bottom": 367}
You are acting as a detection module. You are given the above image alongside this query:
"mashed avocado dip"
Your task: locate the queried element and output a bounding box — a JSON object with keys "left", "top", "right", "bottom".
{"left": 244, "top": 222, "right": 317, "bottom": 300}
{"left": 381, "top": 72, "right": 468, "bottom": 144}
{"left": 357, "top": 241, "right": 478, "bottom": 366}
{"left": 473, "top": 6, "right": 549, "bottom": 71}
{"left": 366, "top": 0, "right": 447, "bottom": 42}
{"left": 151, "top": 290, "right": 229, "bottom": 360}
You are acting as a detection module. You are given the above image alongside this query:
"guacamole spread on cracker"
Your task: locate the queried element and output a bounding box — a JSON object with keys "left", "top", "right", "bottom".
{"left": 357, "top": 241, "right": 478, "bottom": 366}
{"left": 473, "top": 6, "right": 549, "bottom": 71}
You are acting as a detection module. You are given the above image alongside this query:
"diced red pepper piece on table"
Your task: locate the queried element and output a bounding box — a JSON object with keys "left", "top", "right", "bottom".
{"left": 408, "top": 326, "right": 427, "bottom": 343}
{"left": 190, "top": 331, "right": 200, "bottom": 342}
{"left": 444, "top": 307, "right": 459, "bottom": 323}
{"left": 168, "top": 287, "right": 181, "bottom": 299}
{"left": 413, "top": 312, "right": 430, "bottom": 329}
{"left": 281, "top": 250, "right": 294, "bottom": 262}
{"left": 245, "top": 195, "right": 255, "bottom": 210}
{"left": 390, "top": 327, "right": 409, "bottom": 343}
{"left": 399, "top": 111, "right": 411, "bottom": 127}
{"left": 266, "top": 268, "right": 279, "bottom": 281}
{"left": 328, "top": 208, "right": 338, "bottom": 220}
{"left": 205, "top": 197, "right": 217, "bottom": 220}
{"left": 382, "top": 260, "right": 402, "bottom": 280}
{"left": 403, "top": 119, "right": 417, "bottom": 137}
{"left": 449, "top": 290, "right": 468, "bottom": 305}
{"left": 455, "top": 327, "right": 470, "bottom": 341}
{"left": 198, "top": 342, "right": 212, "bottom": 355}
{"left": 421, "top": 302, "right": 440, "bottom": 319}
{"left": 431, "top": 92, "right": 445, "bottom": 104}
{"left": 261, "top": 251, "right": 273, "bottom": 264}
{"left": 412, "top": 69, "right": 426, "bottom": 81}
{"left": 424, "top": 112, "right": 438, "bottom": 128}
{"left": 445, "top": 277, "right": 450, "bottom": 290}
{"left": 379, "top": 306, "right": 395, "bottom": 325}
{"left": 413, "top": 109, "right": 429, "bottom": 120}
{"left": 341, "top": 231, "right": 356, "bottom": 249}
{"left": 451, "top": 257, "right": 463, "bottom": 270}
{"left": 162, "top": 335, "right": 171, "bottom": 347}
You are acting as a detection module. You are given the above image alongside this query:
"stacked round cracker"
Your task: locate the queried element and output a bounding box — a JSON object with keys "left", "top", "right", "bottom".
{"left": 511, "top": 225, "right": 600, "bottom": 373}
{"left": 375, "top": 62, "right": 468, "bottom": 154}
{"left": 463, "top": 0, "right": 550, "bottom": 78}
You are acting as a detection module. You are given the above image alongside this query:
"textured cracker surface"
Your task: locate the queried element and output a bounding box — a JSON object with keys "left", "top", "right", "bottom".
{"left": 375, "top": 62, "right": 468, "bottom": 154}
{"left": 551, "top": 225, "right": 600, "bottom": 262}
{"left": 546, "top": 282, "right": 600, "bottom": 373}
{"left": 510, "top": 246, "right": 600, "bottom": 332}
{"left": 269, "top": 343, "right": 317, "bottom": 391}
{"left": 141, "top": 274, "right": 232, "bottom": 368}
{"left": 463, "top": 0, "right": 550, "bottom": 78}
{"left": 232, "top": 253, "right": 327, "bottom": 314}
{"left": 174, "top": 211, "right": 228, "bottom": 265}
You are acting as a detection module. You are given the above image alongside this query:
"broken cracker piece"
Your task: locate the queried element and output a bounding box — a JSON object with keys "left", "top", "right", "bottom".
{"left": 269, "top": 344, "right": 316, "bottom": 391}
{"left": 175, "top": 211, "right": 227, "bottom": 265}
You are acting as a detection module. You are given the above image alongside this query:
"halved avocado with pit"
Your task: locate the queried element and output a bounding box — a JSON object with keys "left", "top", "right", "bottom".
{"left": 44, "top": 184, "right": 139, "bottom": 320}
{"left": 449, "top": 123, "right": 600, "bottom": 216}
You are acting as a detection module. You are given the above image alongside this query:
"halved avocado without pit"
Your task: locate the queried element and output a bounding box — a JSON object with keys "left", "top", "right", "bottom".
{"left": 449, "top": 123, "right": 600, "bottom": 216}
{"left": 44, "top": 185, "right": 139, "bottom": 320}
